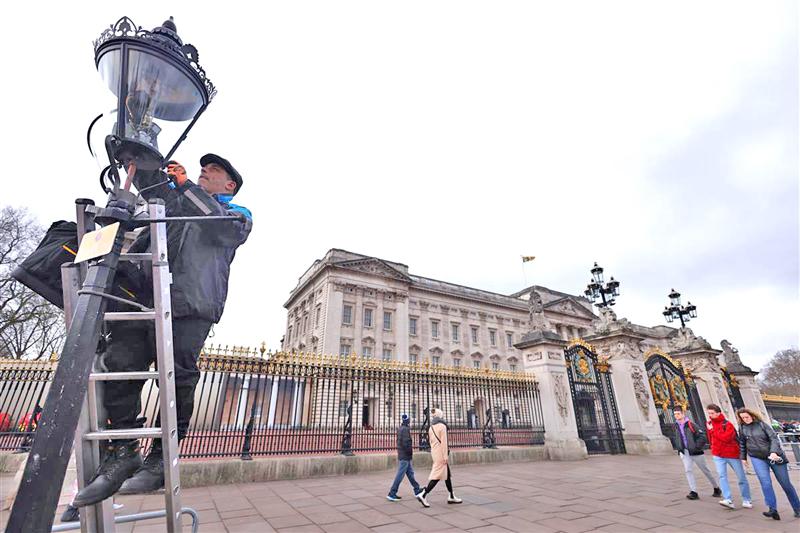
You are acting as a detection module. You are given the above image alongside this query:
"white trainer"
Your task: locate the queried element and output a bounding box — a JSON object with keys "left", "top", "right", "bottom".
{"left": 447, "top": 494, "right": 463, "bottom": 504}
{"left": 416, "top": 490, "right": 430, "bottom": 508}
{"left": 719, "top": 499, "right": 735, "bottom": 509}
{"left": 742, "top": 501, "right": 753, "bottom": 509}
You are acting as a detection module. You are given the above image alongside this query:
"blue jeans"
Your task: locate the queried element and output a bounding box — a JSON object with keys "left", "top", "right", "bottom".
{"left": 388, "top": 459, "right": 421, "bottom": 497}
{"left": 713, "top": 456, "right": 752, "bottom": 502}
{"left": 750, "top": 456, "right": 800, "bottom": 512}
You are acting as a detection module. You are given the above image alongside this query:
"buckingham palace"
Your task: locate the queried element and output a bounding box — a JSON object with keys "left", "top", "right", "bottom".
{"left": 280, "top": 249, "right": 769, "bottom": 459}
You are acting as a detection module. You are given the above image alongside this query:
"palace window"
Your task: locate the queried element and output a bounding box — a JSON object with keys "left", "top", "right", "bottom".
{"left": 383, "top": 311, "right": 392, "bottom": 331}
{"left": 432, "top": 356, "right": 440, "bottom": 366}
{"left": 489, "top": 329, "right": 497, "bottom": 346}
{"left": 363, "top": 346, "right": 373, "bottom": 359}
{"left": 342, "top": 304, "right": 353, "bottom": 325}
{"left": 453, "top": 358, "right": 461, "bottom": 367}
{"left": 339, "top": 343, "right": 351, "bottom": 357}
{"left": 492, "top": 362, "right": 499, "bottom": 371}
{"left": 363, "top": 308, "right": 373, "bottom": 328}
{"left": 410, "top": 353, "right": 418, "bottom": 364}
{"left": 471, "top": 326, "right": 479, "bottom": 344}
{"left": 339, "top": 400, "right": 348, "bottom": 417}
{"left": 315, "top": 307, "right": 321, "bottom": 327}
{"left": 473, "top": 360, "right": 481, "bottom": 369}
{"left": 510, "top": 363, "right": 518, "bottom": 372}
{"left": 451, "top": 323, "right": 460, "bottom": 342}
{"left": 409, "top": 317, "right": 417, "bottom": 336}
{"left": 431, "top": 320, "right": 440, "bottom": 339}
{"left": 382, "top": 348, "right": 392, "bottom": 361}
{"left": 506, "top": 332, "right": 513, "bottom": 348}
{"left": 287, "top": 326, "right": 293, "bottom": 342}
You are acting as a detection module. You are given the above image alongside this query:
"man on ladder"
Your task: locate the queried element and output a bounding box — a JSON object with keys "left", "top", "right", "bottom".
{"left": 73, "top": 154, "right": 252, "bottom": 507}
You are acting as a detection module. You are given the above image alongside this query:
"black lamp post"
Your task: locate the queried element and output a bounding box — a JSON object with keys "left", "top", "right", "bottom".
{"left": 6, "top": 18, "right": 217, "bottom": 532}
{"left": 662, "top": 288, "right": 697, "bottom": 328}
{"left": 93, "top": 16, "right": 216, "bottom": 193}
{"left": 583, "top": 262, "right": 621, "bottom": 309}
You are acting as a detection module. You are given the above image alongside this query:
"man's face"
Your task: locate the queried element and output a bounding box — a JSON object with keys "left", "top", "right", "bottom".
{"left": 673, "top": 410, "right": 684, "bottom": 421}
{"left": 198, "top": 163, "right": 236, "bottom": 195}
{"left": 707, "top": 409, "right": 721, "bottom": 420}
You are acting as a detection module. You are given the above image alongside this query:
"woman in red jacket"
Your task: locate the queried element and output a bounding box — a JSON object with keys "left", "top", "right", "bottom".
{"left": 706, "top": 404, "right": 752, "bottom": 509}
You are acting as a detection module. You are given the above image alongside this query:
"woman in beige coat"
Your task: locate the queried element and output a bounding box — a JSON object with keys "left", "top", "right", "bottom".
{"left": 416, "top": 409, "right": 463, "bottom": 507}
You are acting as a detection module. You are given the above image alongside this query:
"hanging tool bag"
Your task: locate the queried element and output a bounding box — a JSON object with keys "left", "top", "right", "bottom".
{"left": 11, "top": 220, "right": 149, "bottom": 310}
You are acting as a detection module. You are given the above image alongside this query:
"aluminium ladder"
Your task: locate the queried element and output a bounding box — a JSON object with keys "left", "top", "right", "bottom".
{"left": 53, "top": 199, "right": 196, "bottom": 532}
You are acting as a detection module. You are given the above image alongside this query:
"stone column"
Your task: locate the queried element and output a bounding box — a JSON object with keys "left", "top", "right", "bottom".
{"left": 515, "top": 331, "right": 587, "bottom": 461}
{"left": 590, "top": 330, "right": 672, "bottom": 455}
{"left": 323, "top": 284, "right": 344, "bottom": 355}
{"left": 720, "top": 340, "right": 768, "bottom": 418}
{"left": 673, "top": 347, "right": 736, "bottom": 421}
{"left": 395, "top": 293, "right": 409, "bottom": 361}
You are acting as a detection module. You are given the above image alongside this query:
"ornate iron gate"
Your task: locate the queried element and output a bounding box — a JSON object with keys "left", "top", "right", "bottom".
{"left": 564, "top": 341, "right": 625, "bottom": 455}
{"left": 645, "top": 351, "right": 706, "bottom": 443}
{"left": 721, "top": 368, "right": 745, "bottom": 410}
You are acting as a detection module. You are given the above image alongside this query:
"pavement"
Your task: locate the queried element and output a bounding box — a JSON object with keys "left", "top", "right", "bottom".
{"left": 3, "top": 452, "right": 800, "bottom": 532}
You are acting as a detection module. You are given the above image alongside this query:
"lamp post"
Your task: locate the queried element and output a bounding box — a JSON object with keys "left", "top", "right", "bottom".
{"left": 662, "top": 288, "right": 697, "bottom": 328}
{"left": 583, "top": 262, "right": 621, "bottom": 309}
{"left": 6, "top": 17, "right": 217, "bottom": 533}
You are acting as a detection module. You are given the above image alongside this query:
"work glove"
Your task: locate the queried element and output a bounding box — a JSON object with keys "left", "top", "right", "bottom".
{"left": 166, "top": 161, "right": 188, "bottom": 186}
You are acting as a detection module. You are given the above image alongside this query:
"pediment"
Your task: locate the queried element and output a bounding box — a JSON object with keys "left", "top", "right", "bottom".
{"left": 409, "top": 344, "right": 423, "bottom": 352}
{"left": 489, "top": 354, "right": 501, "bottom": 361}
{"left": 451, "top": 349, "right": 464, "bottom": 357}
{"left": 544, "top": 297, "right": 597, "bottom": 319}
{"left": 430, "top": 346, "right": 443, "bottom": 355}
{"left": 334, "top": 258, "right": 411, "bottom": 282}
{"left": 362, "top": 335, "right": 375, "bottom": 344}
{"left": 470, "top": 351, "right": 483, "bottom": 359}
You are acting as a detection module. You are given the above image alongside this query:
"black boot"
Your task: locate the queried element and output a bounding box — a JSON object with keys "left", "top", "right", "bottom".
{"left": 762, "top": 508, "right": 780, "bottom": 520}
{"left": 73, "top": 441, "right": 142, "bottom": 507}
{"left": 686, "top": 491, "right": 699, "bottom": 500}
{"left": 60, "top": 504, "right": 79, "bottom": 523}
{"left": 118, "top": 448, "right": 165, "bottom": 494}
{"left": 712, "top": 487, "right": 722, "bottom": 497}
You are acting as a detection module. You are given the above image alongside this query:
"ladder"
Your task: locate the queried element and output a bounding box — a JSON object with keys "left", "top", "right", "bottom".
{"left": 8, "top": 198, "right": 196, "bottom": 532}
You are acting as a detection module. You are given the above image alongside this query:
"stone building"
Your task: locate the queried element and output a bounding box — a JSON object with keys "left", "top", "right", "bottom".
{"left": 282, "top": 249, "right": 768, "bottom": 459}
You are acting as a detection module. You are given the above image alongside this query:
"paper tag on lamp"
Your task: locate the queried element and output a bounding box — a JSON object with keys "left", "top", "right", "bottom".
{"left": 74, "top": 223, "right": 120, "bottom": 263}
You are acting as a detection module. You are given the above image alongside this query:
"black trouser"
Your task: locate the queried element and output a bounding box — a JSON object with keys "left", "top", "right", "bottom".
{"left": 424, "top": 465, "right": 454, "bottom": 496}
{"left": 101, "top": 318, "right": 212, "bottom": 445}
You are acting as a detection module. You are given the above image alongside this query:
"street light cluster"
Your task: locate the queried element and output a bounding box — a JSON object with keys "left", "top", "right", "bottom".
{"left": 582, "top": 263, "right": 698, "bottom": 328}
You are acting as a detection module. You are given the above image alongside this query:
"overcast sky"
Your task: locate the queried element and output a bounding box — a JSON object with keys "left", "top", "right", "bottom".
{"left": 0, "top": 2, "right": 796, "bottom": 370}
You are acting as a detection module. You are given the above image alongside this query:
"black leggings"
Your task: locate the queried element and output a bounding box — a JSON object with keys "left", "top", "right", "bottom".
{"left": 424, "top": 465, "right": 453, "bottom": 495}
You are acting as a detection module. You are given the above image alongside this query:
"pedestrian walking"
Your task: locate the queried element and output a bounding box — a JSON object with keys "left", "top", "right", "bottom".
{"left": 706, "top": 403, "right": 752, "bottom": 510}
{"left": 416, "top": 409, "right": 462, "bottom": 508}
{"left": 736, "top": 407, "right": 800, "bottom": 520}
{"left": 387, "top": 414, "right": 423, "bottom": 501}
{"left": 670, "top": 406, "right": 721, "bottom": 500}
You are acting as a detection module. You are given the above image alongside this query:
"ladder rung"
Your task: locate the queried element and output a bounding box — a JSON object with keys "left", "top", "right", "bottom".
{"left": 120, "top": 253, "right": 152, "bottom": 262}
{"left": 90, "top": 371, "right": 159, "bottom": 381}
{"left": 84, "top": 428, "right": 164, "bottom": 440}
{"left": 105, "top": 311, "right": 156, "bottom": 321}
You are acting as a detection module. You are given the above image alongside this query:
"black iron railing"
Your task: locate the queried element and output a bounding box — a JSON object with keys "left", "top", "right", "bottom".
{"left": 0, "top": 348, "right": 546, "bottom": 457}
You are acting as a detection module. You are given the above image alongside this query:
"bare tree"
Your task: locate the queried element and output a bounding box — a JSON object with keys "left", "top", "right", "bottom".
{"left": 759, "top": 348, "right": 800, "bottom": 396}
{"left": 0, "top": 206, "right": 66, "bottom": 359}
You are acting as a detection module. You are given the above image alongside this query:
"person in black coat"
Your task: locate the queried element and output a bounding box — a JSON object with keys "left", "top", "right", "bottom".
{"left": 737, "top": 408, "right": 800, "bottom": 520}
{"left": 74, "top": 155, "right": 252, "bottom": 507}
{"left": 671, "top": 406, "right": 720, "bottom": 500}
{"left": 387, "top": 414, "right": 423, "bottom": 501}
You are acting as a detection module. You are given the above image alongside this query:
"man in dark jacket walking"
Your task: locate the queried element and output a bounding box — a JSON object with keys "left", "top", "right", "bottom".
{"left": 671, "top": 406, "right": 720, "bottom": 500}
{"left": 74, "top": 154, "right": 252, "bottom": 507}
{"left": 387, "top": 414, "right": 422, "bottom": 501}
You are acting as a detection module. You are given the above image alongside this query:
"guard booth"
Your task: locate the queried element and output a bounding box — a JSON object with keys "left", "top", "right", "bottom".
{"left": 645, "top": 350, "right": 706, "bottom": 443}
{"left": 564, "top": 341, "right": 625, "bottom": 455}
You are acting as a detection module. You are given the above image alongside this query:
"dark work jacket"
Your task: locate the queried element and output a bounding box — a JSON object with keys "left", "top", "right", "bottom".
{"left": 739, "top": 421, "right": 785, "bottom": 461}
{"left": 131, "top": 170, "right": 252, "bottom": 323}
{"left": 671, "top": 420, "right": 707, "bottom": 455}
{"left": 397, "top": 423, "right": 413, "bottom": 460}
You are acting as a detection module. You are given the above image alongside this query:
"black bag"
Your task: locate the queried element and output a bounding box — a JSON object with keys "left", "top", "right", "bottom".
{"left": 11, "top": 221, "right": 149, "bottom": 310}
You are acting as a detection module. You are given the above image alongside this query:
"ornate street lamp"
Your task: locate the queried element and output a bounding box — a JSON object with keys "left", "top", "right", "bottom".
{"left": 92, "top": 16, "right": 216, "bottom": 194}
{"left": 662, "top": 288, "right": 697, "bottom": 328}
{"left": 583, "top": 262, "right": 620, "bottom": 308}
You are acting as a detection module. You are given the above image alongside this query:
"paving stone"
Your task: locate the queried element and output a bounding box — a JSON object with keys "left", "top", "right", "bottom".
{"left": 435, "top": 510, "right": 490, "bottom": 529}
{"left": 301, "top": 509, "right": 351, "bottom": 525}
{"left": 267, "top": 513, "right": 314, "bottom": 529}
{"left": 347, "top": 509, "right": 397, "bottom": 528}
